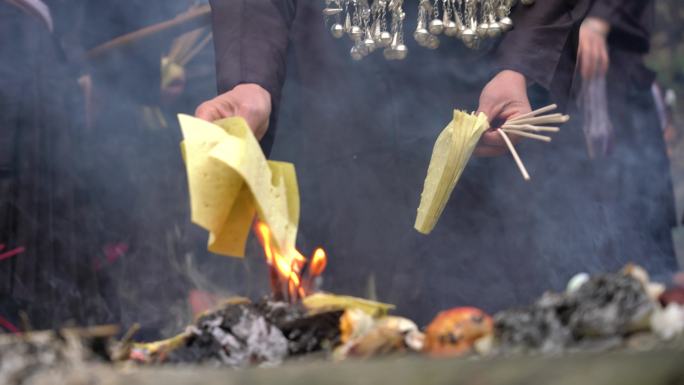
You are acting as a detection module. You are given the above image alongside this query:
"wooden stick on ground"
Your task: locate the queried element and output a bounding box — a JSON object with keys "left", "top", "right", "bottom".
{"left": 498, "top": 129, "right": 530, "bottom": 181}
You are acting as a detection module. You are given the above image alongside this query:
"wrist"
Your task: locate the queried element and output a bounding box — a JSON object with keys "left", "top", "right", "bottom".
{"left": 497, "top": 70, "right": 528, "bottom": 87}
{"left": 234, "top": 83, "right": 272, "bottom": 101}
{"left": 582, "top": 17, "right": 610, "bottom": 37}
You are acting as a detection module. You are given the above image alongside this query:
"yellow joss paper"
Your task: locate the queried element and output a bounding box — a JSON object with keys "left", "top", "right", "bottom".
{"left": 178, "top": 114, "right": 299, "bottom": 257}
{"left": 414, "top": 110, "right": 489, "bottom": 234}
{"left": 303, "top": 293, "right": 396, "bottom": 317}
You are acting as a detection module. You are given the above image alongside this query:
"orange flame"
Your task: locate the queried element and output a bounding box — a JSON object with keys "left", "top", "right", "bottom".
{"left": 310, "top": 248, "right": 327, "bottom": 277}
{"left": 254, "top": 221, "right": 327, "bottom": 301}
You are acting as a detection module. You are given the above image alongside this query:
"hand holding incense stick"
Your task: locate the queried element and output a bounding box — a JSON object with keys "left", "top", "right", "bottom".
{"left": 414, "top": 104, "right": 569, "bottom": 234}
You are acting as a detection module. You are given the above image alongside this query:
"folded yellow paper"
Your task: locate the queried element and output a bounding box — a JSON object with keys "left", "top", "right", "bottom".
{"left": 414, "top": 110, "right": 489, "bottom": 234}
{"left": 178, "top": 114, "right": 299, "bottom": 257}
{"left": 303, "top": 293, "right": 395, "bottom": 317}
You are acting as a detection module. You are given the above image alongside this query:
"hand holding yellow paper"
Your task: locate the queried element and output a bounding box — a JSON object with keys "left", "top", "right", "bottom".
{"left": 414, "top": 110, "right": 489, "bottom": 234}
{"left": 415, "top": 105, "right": 567, "bottom": 234}
{"left": 178, "top": 114, "right": 299, "bottom": 257}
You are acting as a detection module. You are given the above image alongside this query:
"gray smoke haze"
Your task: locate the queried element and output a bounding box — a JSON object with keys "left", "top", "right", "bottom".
{"left": 0, "top": 0, "right": 680, "bottom": 336}
{"left": 0, "top": 0, "right": 265, "bottom": 338}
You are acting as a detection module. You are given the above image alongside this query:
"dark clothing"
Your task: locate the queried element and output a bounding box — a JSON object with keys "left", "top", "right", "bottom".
{"left": 209, "top": 0, "right": 606, "bottom": 324}
{"left": 590, "top": 0, "right": 656, "bottom": 91}
{"left": 0, "top": 1, "right": 202, "bottom": 333}
{"left": 588, "top": 0, "right": 653, "bottom": 54}
{"left": 597, "top": 75, "right": 677, "bottom": 273}
{"left": 71, "top": 1, "right": 206, "bottom": 335}
{"left": 580, "top": 0, "right": 677, "bottom": 276}
{"left": 0, "top": 2, "right": 106, "bottom": 329}
{"left": 210, "top": 0, "right": 591, "bottom": 153}
{"left": 588, "top": 0, "right": 655, "bottom": 88}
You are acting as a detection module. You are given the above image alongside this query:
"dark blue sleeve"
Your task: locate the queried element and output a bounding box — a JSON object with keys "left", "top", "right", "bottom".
{"left": 494, "top": 0, "right": 591, "bottom": 90}
{"left": 209, "top": 0, "right": 297, "bottom": 106}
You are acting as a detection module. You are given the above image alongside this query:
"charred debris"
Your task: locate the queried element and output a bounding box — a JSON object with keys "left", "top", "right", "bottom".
{"left": 2, "top": 265, "right": 684, "bottom": 375}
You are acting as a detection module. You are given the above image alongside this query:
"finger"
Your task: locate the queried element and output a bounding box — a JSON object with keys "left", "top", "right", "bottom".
{"left": 474, "top": 145, "right": 507, "bottom": 157}
{"left": 592, "top": 39, "right": 606, "bottom": 77}
{"left": 593, "top": 41, "right": 605, "bottom": 78}
{"left": 579, "top": 43, "right": 591, "bottom": 80}
{"left": 482, "top": 128, "right": 525, "bottom": 147}
{"left": 480, "top": 130, "right": 508, "bottom": 147}
{"left": 501, "top": 101, "right": 532, "bottom": 123}
{"left": 252, "top": 119, "right": 269, "bottom": 140}
{"left": 476, "top": 93, "right": 504, "bottom": 124}
{"left": 599, "top": 45, "right": 610, "bottom": 76}
{"left": 477, "top": 104, "right": 498, "bottom": 124}
{"left": 195, "top": 102, "right": 223, "bottom": 122}
{"left": 586, "top": 43, "right": 598, "bottom": 79}
{"left": 582, "top": 39, "right": 599, "bottom": 79}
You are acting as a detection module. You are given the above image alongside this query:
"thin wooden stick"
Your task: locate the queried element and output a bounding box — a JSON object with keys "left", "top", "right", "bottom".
{"left": 507, "top": 114, "right": 570, "bottom": 126}
{"left": 510, "top": 113, "right": 564, "bottom": 122}
{"left": 502, "top": 124, "right": 560, "bottom": 133}
{"left": 502, "top": 129, "right": 552, "bottom": 142}
{"left": 86, "top": 5, "right": 211, "bottom": 60}
{"left": 179, "top": 32, "right": 213, "bottom": 66}
{"left": 168, "top": 30, "right": 199, "bottom": 62}
{"left": 508, "top": 104, "right": 558, "bottom": 122}
{"left": 498, "top": 129, "right": 530, "bottom": 181}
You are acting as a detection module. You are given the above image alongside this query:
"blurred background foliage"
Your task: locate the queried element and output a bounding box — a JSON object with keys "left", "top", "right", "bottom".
{"left": 649, "top": 1, "right": 684, "bottom": 91}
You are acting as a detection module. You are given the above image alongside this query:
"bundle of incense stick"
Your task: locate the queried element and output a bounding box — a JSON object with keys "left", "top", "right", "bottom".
{"left": 498, "top": 104, "right": 569, "bottom": 181}
{"left": 414, "top": 105, "right": 570, "bottom": 235}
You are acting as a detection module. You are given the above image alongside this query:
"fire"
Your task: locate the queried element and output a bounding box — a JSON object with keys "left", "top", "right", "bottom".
{"left": 310, "top": 248, "right": 327, "bottom": 276}
{"left": 254, "top": 221, "right": 328, "bottom": 302}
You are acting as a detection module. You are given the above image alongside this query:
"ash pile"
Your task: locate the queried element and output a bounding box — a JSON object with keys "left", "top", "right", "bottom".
{"left": 3, "top": 265, "right": 684, "bottom": 374}
{"left": 493, "top": 266, "right": 684, "bottom": 355}
{"left": 130, "top": 298, "right": 343, "bottom": 367}
{"left": 0, "top": 326, "right": 114, "bottom": 385}
{"left": 113, "top": 265, "right": 684, "bottom": 364}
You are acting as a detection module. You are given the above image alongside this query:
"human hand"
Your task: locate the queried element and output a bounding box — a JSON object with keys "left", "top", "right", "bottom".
{"left": 475, "top": 70, "right": 532, "bottom": 157}
{"left": 195, "top": 83, "right": 272, "bottom": 140}
{"left": 579, "top": 17, "right": 610, "bottom": 80}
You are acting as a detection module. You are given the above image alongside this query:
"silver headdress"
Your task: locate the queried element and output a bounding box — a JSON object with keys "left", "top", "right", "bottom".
{"left": 322, "top": 0, "right": 533, "bottom": 60}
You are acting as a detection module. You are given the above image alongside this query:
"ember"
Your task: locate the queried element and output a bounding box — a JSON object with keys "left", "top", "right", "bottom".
{"left": 0, "top": 244, "right": 26, "bottom": 261}
{"left": 0, "top": 315, "right": 21, "bottom": 334}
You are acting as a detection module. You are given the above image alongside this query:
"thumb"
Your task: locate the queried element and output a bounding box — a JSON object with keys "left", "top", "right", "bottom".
{"left": 195, "top": 101, "right": 223, "bottom": 122}
{"left": 476, "top": 101, "right": 504, "bottom": 128}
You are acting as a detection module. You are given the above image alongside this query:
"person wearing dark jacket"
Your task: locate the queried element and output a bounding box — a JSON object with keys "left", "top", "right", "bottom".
{"left": 577, "top": 0, "right": 678, "bottom": 276}
{"left": 0, "top": 0, "right": 201, "bottom": 333}
{"left": 0, "top": 0, "right": 96, "bottom": 331}
{"left": 196, "top": 0, "right": 598, "bottom": 324}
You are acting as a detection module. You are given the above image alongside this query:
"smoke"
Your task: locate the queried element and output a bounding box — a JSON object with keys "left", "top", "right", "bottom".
{"left": 268, "top": 1, "right": 679, "bottom": 327}
{"left": 0, "top": 0, "right": 679, "bottom": 335}
{"left": 0, "top": 0, "right": 263, "bottom": 337}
